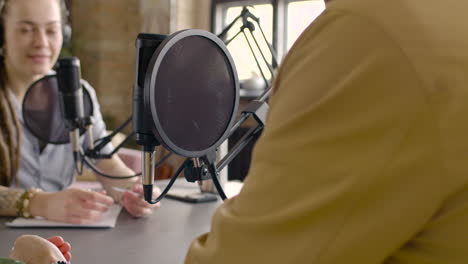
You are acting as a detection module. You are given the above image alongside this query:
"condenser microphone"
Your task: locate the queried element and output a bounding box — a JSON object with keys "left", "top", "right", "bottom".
{"left": 56, "top": 57, "right": 84, "bottom": 163}
{"left": 133, "top": 34, "right": 166, "bottom": 202}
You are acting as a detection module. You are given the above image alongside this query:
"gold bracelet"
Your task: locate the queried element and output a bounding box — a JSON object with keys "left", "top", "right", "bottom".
{"left": 16, "top": 188, "right": 42, "bottom": 218}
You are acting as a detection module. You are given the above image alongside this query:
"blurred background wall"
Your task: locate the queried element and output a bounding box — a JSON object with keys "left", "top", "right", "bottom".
{"left": 70, "top": 0, "right": 211, "bottom": 129}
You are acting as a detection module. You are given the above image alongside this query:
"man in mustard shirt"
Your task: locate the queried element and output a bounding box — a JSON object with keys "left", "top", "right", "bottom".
{"left": 186, "top": 0, "right": 468, "bottom": 263}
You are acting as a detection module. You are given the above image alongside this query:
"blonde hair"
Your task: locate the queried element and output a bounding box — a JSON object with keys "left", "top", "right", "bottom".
{"left": 0, "top": 0, "right": 69, "bottom": 186}
{"left": 0, "top": 61, "right": 20, "bottom": 186}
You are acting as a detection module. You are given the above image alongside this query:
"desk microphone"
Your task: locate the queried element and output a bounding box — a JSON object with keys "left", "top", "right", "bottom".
{"left": 56, "top": 57, "right": 85, "bottom": 163}
{"left": 22, "top": 57, "right": 140, "bottom": 178}
{"left": 133, "top": 34, "right": 167, "bottom": 201}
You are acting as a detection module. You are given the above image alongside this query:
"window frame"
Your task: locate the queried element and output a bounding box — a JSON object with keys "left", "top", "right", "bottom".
{"left": 211, "top": 0, "right": 320, "bottom": 61}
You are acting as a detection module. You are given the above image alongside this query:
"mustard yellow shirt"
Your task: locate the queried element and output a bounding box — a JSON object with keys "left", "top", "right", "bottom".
{"left": 186, "top": 0, "right": 468, "bottom": 263}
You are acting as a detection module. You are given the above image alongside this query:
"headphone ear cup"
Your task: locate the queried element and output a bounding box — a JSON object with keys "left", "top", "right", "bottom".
{"left": 62, "top": 23, "right": 72, "bottom": 48}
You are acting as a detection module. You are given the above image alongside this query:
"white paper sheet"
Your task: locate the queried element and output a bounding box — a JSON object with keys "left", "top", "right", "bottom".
{"left": 5, "top": 204, "right": 122, "bottom": 229}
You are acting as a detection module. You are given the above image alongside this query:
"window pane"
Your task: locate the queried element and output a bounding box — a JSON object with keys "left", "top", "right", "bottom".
{"left": 224, "top": 4, "right": 273, "bottom": 82}
{"left": 287, "top": 0, "right": 325, "bottom": 50}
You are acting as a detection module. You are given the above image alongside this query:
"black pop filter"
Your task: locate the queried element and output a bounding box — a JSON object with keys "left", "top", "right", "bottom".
{"left": 22, "top": 75, "right": 94, "bottom": 144}
{"left": 144, "top": 29, "right": 239, "bottom": 158}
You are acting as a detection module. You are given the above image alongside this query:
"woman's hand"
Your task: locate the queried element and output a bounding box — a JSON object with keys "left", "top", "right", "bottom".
{"left": 121, "top": 182, "right": 161, "bottom": 217}
{"left": 30, "top": 188, "right": 114, "bottom": 224}
{"left": 9, "top": 235, "right": 66, "bottom": 264}
{"left": 47, "top": 236, "right": 72, "bottom": 262}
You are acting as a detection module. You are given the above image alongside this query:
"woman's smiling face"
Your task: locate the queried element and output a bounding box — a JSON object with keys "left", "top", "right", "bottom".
{"left": 2, "top": 0, "right": 63, "bottom": 80}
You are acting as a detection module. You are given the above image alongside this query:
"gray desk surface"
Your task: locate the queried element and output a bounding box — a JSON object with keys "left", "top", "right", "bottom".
{"left": 0, "top": 181, "right": 223, "bottom": 264}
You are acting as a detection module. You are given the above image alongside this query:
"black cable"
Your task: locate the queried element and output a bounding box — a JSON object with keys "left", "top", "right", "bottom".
{"left": 92, "top": 116, "right": 132, "bottom": 152}
{"left": 108, "top": 132, "right": 136, "bottom": 156}
{"left": 80, "top": 151, "right": 173, "bottom": 180}
{"left": 96, "top": 116, "right": 132, "bottom": 144}
{"left": 154, "top": 152, "right": 173, "bottom": 168}
{"left": 82, "top": 155, "right": 140, "bottom": 179}
{"left": 147, "top": 158, "right": 191, "bottom": 204}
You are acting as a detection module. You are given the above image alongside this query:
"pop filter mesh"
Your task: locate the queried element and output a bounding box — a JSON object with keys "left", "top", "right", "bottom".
{"left": 23, "top": 75, "right": 93, "bottom": 144}
{"left": 152, "top": 35, "right": 236, "bottom": 153}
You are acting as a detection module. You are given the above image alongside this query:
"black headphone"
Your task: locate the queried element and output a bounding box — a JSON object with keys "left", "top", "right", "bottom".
{"left": 0, "top": 0, "right": 72, "bottom": 48}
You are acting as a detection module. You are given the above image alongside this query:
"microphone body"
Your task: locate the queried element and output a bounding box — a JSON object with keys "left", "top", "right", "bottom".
{"left": 56, "top": 57, "right": 84, "bottom": 162}
{"left": 133, "top": 34, "right": 166, "bottom": 202}
{"left": 133, "top": 33, "right": 166, "bottom": 146}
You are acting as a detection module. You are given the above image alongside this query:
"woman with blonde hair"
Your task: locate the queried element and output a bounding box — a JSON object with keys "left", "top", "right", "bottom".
{"left": 0, "top": 0, "right": 159, "bottom": 224}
